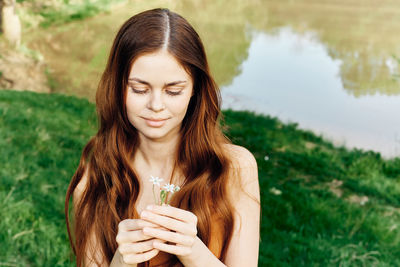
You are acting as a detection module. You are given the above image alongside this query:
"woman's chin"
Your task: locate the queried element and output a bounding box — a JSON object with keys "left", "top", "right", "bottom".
{"left": 138, "top": 129, "right": 174, "bottom": 141}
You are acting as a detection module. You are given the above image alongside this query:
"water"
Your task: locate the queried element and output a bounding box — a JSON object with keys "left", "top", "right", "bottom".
{"left": 26, "top": 0, "right": 400, "bottom": 158}
{"left": 222, "top": 28, "right": 400, "bottom": 157}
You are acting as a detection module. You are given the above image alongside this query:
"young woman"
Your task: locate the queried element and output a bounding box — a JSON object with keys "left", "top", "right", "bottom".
{"left": 65, "top": 8, "right": 260, "bottom": 267}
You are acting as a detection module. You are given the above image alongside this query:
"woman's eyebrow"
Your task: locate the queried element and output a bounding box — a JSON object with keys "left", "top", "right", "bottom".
{"left": 128, "top": 77, "right": 187, "bottom": 87}
{"left": 128, "top": 77, "right": 150, "bottom": 86}
{"left": 165, "top": 81, "right": 187, "bottom": 86}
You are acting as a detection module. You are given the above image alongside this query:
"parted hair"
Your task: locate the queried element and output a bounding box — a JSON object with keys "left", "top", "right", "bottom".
{"left": 65, "top": 8, "right": 234, "bottom": 267}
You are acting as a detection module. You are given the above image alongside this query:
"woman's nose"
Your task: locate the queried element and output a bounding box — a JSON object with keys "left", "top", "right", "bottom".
{"left": 147, "top": 91, "right": 165, "bottom": 112}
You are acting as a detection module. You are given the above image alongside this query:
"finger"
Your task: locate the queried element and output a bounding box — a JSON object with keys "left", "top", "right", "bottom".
{"left": 143, "top": 227, "right": 195, "bottom": 246}
{"left": 116, "top": 229, "right": 153, "bottom": 244}
{"left": 119, "top": 238, "right": 165, "bottom": 254}
{"left": 153, "top": 242, "right": 191, "bottom": 256}
{"left": 146, "top": 205, "right": 198, "bottom": 224}
{"left": 118, "top": 219, "right": 159, "bottom": 232}
{"left": 122, "top": 248, "right": 159, "bottom": 264}
{"left": 141, "top": 210, "right": 196, "bottom": 236}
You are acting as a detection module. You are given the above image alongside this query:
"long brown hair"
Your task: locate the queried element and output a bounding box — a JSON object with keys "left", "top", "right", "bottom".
{"left": 65, "top": 8, "right": 234, "bottom": 267}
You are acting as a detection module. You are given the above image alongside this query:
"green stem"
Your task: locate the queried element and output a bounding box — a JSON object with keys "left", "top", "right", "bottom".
{"left": 160, "top": 190, "right": 166, "bottom": 205}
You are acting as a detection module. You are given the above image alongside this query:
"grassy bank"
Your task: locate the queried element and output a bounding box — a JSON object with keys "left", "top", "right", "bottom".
{"left": 1, "top": 90, "right": 400, "bottom": 266}
{"left": 0, "top": 90, "right": 96, "bottom": 266}
{"left": 17, "top": 0, "right": 126, "bottom": 29}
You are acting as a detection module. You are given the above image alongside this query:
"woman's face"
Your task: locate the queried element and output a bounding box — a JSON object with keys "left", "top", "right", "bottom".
{"left": 126, "top": 50, "right": 193, "bottom": 142}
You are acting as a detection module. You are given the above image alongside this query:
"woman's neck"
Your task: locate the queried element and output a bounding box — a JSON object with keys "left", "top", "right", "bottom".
{"left": 134, "top": 134, "right": 180, "bottom": 178}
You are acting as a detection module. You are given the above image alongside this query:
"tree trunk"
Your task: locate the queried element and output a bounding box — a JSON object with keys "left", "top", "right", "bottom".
{"left": 1, "top": 0, "right": 21, "bottom": 47}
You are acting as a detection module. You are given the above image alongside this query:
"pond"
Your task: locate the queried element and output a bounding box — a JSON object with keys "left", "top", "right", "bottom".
{"left": 222, "top": 28, "right": 400, "bottom": 158}
{"left": 27, "top": 0, "right": 400, "bottom": 158}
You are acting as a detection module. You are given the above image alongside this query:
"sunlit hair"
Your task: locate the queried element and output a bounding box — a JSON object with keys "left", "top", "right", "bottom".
{"left": 65, "top": 8, "right": 234, "bottom": 267}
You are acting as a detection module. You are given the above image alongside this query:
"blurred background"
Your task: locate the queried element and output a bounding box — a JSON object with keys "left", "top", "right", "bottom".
{"left": 1, "top": 0, "right": 400, "bottom": 266}
{"left": 1, "top": 0, "right": 399, "bottom": 158}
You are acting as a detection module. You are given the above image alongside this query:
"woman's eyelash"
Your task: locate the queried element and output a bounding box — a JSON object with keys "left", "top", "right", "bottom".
{"left": 130, "top": 87, "right": 148, "bottom": 94}
{"left": 166, "top": 90, "right": 183, "bottom": 96}
{"left": 129, "top": 85, "right": 182, "bottom": 96}
{"left": 133, "top": 90, "right": 147, "bottom": 94}
{"left": 130, "top": 86, "right": 183, "bottom": 96}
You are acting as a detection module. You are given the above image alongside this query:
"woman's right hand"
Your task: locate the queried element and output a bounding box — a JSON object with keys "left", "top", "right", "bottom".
{"left": 114, "top": 219, "right": 162, "bottom": 266}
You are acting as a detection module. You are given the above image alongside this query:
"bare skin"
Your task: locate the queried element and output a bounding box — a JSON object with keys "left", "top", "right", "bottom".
{"left": 74, "top": 50, "right": 260, "bottom": 267}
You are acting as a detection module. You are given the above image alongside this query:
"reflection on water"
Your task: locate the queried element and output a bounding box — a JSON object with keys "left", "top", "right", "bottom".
{"left": 253, "top": 0, "right": 400, "bottom": 97}
{"left": 25, "top": 0, "right": 400, "bottom": 157}
{"left": 222, "top": 29, "right": 400, "bottom": 157}
{"left": 26, "top": 0, "right": 400, "bottom": 98}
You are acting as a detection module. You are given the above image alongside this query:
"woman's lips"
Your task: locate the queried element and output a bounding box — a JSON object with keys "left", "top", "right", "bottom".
{"left": 143, "top": 117, "right": 168, "bottom": 127}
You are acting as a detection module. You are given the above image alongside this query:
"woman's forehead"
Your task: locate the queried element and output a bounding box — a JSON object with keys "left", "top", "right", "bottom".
{"left": 128, "top": 50, "right": 192, "bottom": 85}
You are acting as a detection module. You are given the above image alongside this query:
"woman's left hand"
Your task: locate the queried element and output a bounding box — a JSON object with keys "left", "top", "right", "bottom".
{"left": 139, "top": 204, "right": 202, "bottom": 264}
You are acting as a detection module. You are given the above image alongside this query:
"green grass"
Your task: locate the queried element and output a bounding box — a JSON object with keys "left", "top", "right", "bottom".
{"left": 222, "top": 111, "right": 400, "bottom": 266}
{"left": 0, "top": 90, "right": 96, "bottom": 266}
{"left": 1, "top": 90, "right": 400, "bottom": 266}
{"left": 17, "top": 0, "right": 125, "bottom": 29}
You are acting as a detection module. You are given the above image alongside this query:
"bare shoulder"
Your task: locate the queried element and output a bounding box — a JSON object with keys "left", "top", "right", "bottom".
{"left": 220, "top": 147, "right": 260, "bottom": 265}
{"left": 221, "top": 144, "right": 260, "bottom": 267}
{"left": 222, "top": 144, "right": 259, "bottom": 203}
{"left": 222, "top": 143, "right": 258, "bottom": 170}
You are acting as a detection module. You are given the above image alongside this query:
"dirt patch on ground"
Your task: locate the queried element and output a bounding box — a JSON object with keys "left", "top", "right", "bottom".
{"left": 346, "top": 194, "right": 369, "bottom": 206}
{"left": 327, "top": 179, "right": 369, "bottom": 205}
{"left": 328, "top": 179, "right": 343, "bottom": 197}
{"left": 0, "top": 39, "right": 50, "bottom": 93}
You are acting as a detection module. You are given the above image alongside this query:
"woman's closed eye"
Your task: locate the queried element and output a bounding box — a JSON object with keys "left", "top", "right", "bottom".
{"left": 130, "top": 86, "right": 148, "bottom": 94}
{"left": 166, "top": 88, "right": 183, "bottom": 96}
{"left": 129, "top": 85, "right": 184, "bottom": 96}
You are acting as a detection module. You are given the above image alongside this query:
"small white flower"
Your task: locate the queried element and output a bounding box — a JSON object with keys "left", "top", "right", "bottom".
{"left": 269, "top": 187, "right": 282, "bottom": 195}
{"left": 163, "top": 183, "right": 175, "bottom": 193}
{"left": 149, "top": 176, "right": 163, "bottom": 186}
{"left": 174, "top": 185, "right": 181, "bottom": 192}
{"left": 264, "top": 155, "right": 269, "bottom": 161}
